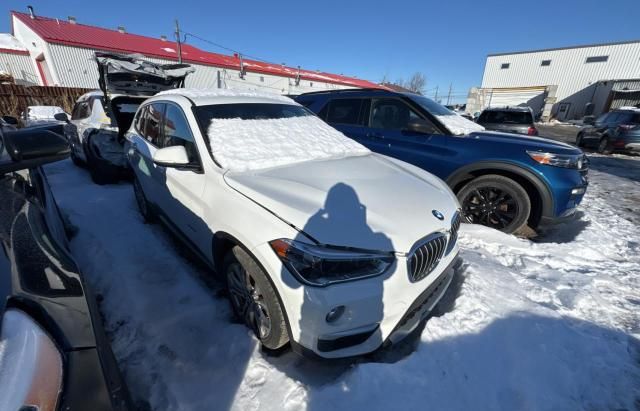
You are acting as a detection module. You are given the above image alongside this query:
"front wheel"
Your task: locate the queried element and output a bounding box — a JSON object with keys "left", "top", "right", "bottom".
{"left": 224, "top": 246, "right": 289, "bottom": 350}
{"left": 576, "top": 132, "right": 585, "bottom": 147}
{"left": 133, "top": 177, "right": 156, "bottom": 223}
{"left": 457, "top": 175, "right": 531, "bottom": 234}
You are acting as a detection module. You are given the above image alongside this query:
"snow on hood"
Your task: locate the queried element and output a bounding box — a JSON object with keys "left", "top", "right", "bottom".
{"left": 157, "top": 88, "right": 295, "bottom": 104}
{"left": 207, "top": 115, "right": 369, "bottom": 172}
{"left": 437, "top": 113, "right": 485, "bottom": 135}
{"left": 26, "top": 106, "right": 65, "bottom": 119}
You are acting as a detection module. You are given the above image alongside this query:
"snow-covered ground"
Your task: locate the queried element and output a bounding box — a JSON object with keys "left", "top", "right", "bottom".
{"left": 44, "top": 155, "right": 640, "bottom": 411}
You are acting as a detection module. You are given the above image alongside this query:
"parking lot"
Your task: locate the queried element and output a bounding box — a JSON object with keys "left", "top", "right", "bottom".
{"left": 44, "top": 147, "right": 640, "bottom": 410}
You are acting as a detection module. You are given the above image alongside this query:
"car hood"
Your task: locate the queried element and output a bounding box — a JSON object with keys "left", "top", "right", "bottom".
{"left": 224, "top": 154, "right": 459, "bottom": 253}
{"left": 467, "top": 130, "right": 581, "bottom": 154}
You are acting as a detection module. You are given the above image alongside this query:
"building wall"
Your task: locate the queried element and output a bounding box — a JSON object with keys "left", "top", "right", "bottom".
{"left": 46, "top": 43, "right": 350, "bottom": 94}
{"left": 0, "top": 52, "right": 39, "bottom": 85}
{"left": 481, "top": 42, "right": 640, "bottom": 118}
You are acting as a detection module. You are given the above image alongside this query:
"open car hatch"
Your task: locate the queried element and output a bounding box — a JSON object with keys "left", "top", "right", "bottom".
{"left": 95, "top": 52, "right": 194, "bottom": 98}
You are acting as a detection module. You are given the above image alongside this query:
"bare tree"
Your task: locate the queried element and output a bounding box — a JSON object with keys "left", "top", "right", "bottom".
{"left": 387, "top": 72, "right": 426, "bottom": 94}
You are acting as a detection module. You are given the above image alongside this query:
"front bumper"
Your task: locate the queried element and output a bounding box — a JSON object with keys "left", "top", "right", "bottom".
{"left": 255, "top": 241, "right": 459, "bottom": 359}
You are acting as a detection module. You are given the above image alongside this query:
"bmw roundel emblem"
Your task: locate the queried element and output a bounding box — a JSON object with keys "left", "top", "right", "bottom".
{"left": 432, "top": 210, "right": 445, "bottom": 220}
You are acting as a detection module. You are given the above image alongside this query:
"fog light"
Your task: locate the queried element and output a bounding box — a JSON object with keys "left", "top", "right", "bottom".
{"left": 326, "top": 306, "right": 345, "bottom": 323}
{"left": 571, "top": 187, "right": 586, "bottom": 196}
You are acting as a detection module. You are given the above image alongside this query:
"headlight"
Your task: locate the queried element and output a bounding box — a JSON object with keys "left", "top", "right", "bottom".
{"left": 0, "top": 309, "right": 63, "bottom": 411}
{"left": 270, "top": 239, "right": 395, "bottom": 287}
{"left": 526, "top": 151, "right": 585, "bottom": 169}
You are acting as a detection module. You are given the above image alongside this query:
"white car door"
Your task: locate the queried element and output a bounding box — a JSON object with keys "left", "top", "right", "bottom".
{"left": 156, "top": 102, "right": 210, "bottom": 256}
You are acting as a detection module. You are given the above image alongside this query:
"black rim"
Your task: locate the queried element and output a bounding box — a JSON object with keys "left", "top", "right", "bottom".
{"left": 227, "top": 263, "right": 272, "bottom": 339}
{"left": 462, "top": 187, "right": 519, "bottom": 230}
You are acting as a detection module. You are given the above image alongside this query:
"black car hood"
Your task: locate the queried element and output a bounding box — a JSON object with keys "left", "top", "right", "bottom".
{"left": 467, "top": 131, "right": 581, "bottom": 154}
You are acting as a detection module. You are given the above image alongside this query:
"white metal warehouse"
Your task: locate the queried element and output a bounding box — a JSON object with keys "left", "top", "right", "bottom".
{"left": 5, "top": 8, "right": 378, "bottom": 93}
{"left": 468, "top": 40, "right": 640, "bottom": 120}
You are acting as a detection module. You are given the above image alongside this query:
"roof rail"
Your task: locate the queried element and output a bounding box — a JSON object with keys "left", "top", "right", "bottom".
{"left": 297, "top": 87, "right": 392, "bottom": 97}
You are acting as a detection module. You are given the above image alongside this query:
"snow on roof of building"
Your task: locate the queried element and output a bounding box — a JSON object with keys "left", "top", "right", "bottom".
{"left": 0, "top": 33, "right": 28, "bottom": 54}
{"left": 11, "top": 11, "right": 380, "bottom": 89}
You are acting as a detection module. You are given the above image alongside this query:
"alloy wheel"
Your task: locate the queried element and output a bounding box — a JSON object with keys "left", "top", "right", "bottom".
{"left": 227, "top": 263, "right": 272, "bottom": 339}
{"left": 461, "top": 187, "right": 519, "bottom": 230}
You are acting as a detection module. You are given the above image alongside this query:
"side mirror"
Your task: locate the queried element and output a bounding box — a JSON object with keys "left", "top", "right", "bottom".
{"left": 2, "top": 115, "right": 18, "bottom": 125}
{"left": 54, "top": 113, "right": 70, "bottom": 123}
{"left": 406, "top": 119, "right": 435, "bottom": 134}
{"left": 152, "top": 145, "right": 193, "bottom": 168}
{"left": 0, "top": 129, "right": 70, "bottom": 174}
{"left": 583, "top": 116, "right": 595, "bottom": 125}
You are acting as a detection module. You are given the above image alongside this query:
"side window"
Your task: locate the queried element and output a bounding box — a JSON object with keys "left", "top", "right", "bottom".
{"left": 370, "top": 98, "right": 423, "bottom": 130}
{"left": 71, "top": 101, "right": 91, "bottom": 120}
{"left": 326, "top": 99, "right": 363, "bottom": 125}
{"left": 141, "top": 103, "right": 164, "bottom": 146}
{"left": 134, "top": 105, "right": 147, "bottom": 133}
{"left": 595, "top": 113, "right": 609, "bottom": 125}
{"left": 162, "top": 104, "right": 199, "bottom": 163}
{"left": 605, "top": 113, "right": 620, "bottom": 125}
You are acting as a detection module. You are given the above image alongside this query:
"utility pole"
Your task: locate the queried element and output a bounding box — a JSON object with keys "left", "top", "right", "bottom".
{"left": 175, "top": 19, "right": 182, "bottom": 63}
{"left": 446, "top": 83, "right": 452, "bottom": 105}
{"left": 434, "top": 86, "right": 439, "bottom": 103}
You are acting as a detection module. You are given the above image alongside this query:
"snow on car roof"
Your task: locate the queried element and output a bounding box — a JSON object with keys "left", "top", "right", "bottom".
{"left": 26, "top": 106, "right": 65, "bottom": 119}
{"left": 207, "top": 115, "right": 370, "bottom": 172}
{"left": 156, "top": 88, "right": 297, "bottom": 105}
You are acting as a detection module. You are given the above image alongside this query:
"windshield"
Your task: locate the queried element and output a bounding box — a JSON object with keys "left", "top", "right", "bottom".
{"left": 195, "top": 103, "right": 369, "bottom": 172}
{"left": 409, "top": 95, "right": 454, "bottom": 116}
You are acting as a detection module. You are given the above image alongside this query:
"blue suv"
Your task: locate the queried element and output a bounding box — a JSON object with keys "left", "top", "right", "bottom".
{"left": 296, "top": 89, "right": 588, "bottom": 234}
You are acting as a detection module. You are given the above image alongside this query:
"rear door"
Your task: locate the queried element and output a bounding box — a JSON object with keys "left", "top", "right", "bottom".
{"left": 67, "top": 99, "right": 93, "bottom": 160}
{"left": 362, "top": 97, "right": 450, "bottom": 177}
{"left": 321, "top": 98, "right": 370, "bottom": 143}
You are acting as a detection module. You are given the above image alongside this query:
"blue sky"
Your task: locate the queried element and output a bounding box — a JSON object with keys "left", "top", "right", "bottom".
{"left": 3, "top": 0, "right": 639, "bottom": 103}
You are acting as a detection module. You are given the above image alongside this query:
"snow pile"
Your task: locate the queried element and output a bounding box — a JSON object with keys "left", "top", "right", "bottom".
{"left": 436, "top": 113, "right": 485, "bottom": 135}
{"left": 0, "top": 34, "right": 27, "bottom": 51}
{"left": 157, "top": 88, "right": 295, "bottom": 104}
{"left": 207, "top": 116, "right": 370, "bottom": 171}
{"left": 44, "top": 152, "right": 640, "bottom": 411}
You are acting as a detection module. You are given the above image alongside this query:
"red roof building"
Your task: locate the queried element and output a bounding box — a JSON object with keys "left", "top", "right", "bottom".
{"left": 9, "top": 10, "right": 379, "bottom": 92}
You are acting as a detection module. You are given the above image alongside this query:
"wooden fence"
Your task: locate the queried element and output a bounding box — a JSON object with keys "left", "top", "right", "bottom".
{"left": 0, "top": 84, "right": 93, "bottom": 118}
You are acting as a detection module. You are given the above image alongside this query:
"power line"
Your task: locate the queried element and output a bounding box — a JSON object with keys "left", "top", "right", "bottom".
{"left": 180, "top": 30, "right": 280, "bottom": 66}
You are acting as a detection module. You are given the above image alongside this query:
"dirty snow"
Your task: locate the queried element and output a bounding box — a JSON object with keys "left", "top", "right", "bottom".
{"left": 156, "top": 88, "right": 296, "bottom": 104}
{"left": 44, "top": 152, "right": 640, "bottom": 411}
{"left": 436, "top": 113, "right": 485, "bottom": 135}
{"left": 207, "top": 116, "right": 370, "bottom": 171}
{"left": 0, "top": 34, "right": 27, "bottom": 51}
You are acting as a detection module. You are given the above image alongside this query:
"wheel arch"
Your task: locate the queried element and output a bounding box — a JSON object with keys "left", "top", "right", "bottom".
{"left": 446, "top": 161, "right": 554, "bottom": 228}
{"left": 211, "top": 232, "right": 294, "bottom": 343}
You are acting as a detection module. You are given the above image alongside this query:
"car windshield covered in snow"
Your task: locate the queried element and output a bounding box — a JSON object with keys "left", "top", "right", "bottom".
{"left": 195, "top": 103, "right": 369, "bottom": 172}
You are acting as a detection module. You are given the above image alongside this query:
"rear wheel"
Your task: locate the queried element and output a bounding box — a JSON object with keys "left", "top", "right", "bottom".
{"left": 597, "top": 136, "right": 612, "bottom": 154}
{"left": 70, "top": 147, "right": 84, "bottom": 167}
{"left": 457, "top": 175, "right": 531, "bottom": 234}
{"left": 224, "top": 246, "right": 289, "bottom": 350}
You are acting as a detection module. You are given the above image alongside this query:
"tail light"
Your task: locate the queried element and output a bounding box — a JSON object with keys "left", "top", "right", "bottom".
{"left": 527, "top": 126, "right": 538, "bottom": 136}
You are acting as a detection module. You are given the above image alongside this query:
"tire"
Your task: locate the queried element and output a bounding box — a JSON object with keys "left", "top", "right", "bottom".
{"left": 457, "top": 174, "right": 531, "bottom": 234}
{"left": 575, "top": 132, "right": 585, "bottom": 148}
{"left": 224, "top": 246, "right": 289, "bottom": 350}
{"left": 70, "top": 147, "right": 84, "bottom": 167}
{"left": 597, "top": 136, "right": 612, "bottom": 154}
{"left": 133, "top": 177, "right": 156, "bottom": 223}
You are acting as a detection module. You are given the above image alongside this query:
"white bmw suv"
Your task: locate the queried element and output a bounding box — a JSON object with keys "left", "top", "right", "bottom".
{"left": 125, "top": 89, "right": 461, "bottom": 358}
